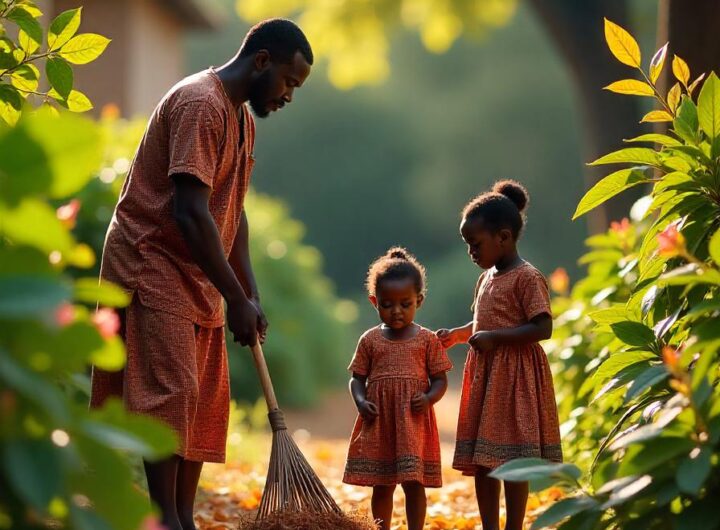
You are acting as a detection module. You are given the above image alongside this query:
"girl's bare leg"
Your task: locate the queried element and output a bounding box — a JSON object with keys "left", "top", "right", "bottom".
{"left": 504, "top": 480, "right": 529, "bottom": 530}
{"left": 474, "top": 466, "right": 501, "bottom": 530}
{"left": 401, "top": 481, "right": 427, "bottom": 530}
{"left": 371, "top": 484, "right": 396, "bottom": 530}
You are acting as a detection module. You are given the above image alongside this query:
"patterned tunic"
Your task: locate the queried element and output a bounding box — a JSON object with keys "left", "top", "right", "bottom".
{"left": 344, "top": 326, "right": 452, "bottom": 487}
{"left": 90, "top": 68, "right": 254, "bottom": 462}
{"left": 453, "top": 262, "right": 562, "bottom": 473}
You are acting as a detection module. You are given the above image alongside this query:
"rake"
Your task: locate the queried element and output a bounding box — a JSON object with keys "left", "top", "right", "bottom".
{"left": 244, "top": 341, "right": 374, "bottom": 529}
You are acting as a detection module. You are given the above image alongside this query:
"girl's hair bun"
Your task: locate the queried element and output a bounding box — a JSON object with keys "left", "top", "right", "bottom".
{"left": 492, "top": 179, "right": 529, "bottom": 213}
{"left": 387, "top": 247, "right": 410, "bottom": 260}
{"left": 366, "top": 246, "right": 426, "bottom": 296}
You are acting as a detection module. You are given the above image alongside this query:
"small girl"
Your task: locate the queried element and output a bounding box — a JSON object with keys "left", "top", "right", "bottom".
{"left": 437, "top": 180, "right": 562, "bottom": 530}
{"left": 344, "top": 247, "right": 452, "bottom": 530}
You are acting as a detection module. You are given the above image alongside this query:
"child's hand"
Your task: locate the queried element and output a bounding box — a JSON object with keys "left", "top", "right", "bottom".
{"left": 436, "top": 328, "right": 458, "bottom": 348}
{"left": 357, "top": 399, "right": 379, "bottom": 421}
{"left": 410, "top": 392, "right": 430, "bottom": 413}
{"left": 469, "top": 331, "right": 496, "bottom": 354}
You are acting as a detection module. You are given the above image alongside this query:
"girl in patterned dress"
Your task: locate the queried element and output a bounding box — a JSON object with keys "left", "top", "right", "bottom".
{"left": 344, "top": 247, "right": 452, "bottom": 530}
{"left": 436, "top": 180, "right": 562, "bottom": 530}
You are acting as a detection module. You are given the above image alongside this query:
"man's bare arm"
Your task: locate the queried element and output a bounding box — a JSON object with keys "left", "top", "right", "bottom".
{"left": 172, "top": 173, "right": 259, "bottom": 346}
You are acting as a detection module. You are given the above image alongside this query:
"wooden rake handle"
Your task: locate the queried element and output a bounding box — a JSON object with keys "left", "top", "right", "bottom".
{"left": 250, "top": 341, "right": 280, "bottom": 412}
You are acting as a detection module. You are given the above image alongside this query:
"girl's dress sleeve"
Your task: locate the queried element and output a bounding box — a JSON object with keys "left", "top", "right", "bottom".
{"left": 520, "top": 268, "right": 552, "bottom": 321}
{"left": 348, "top": 333, "right": 372, "bottom": 376}
{"left": 426, "top": 333, "right": 452, "bottom": 376}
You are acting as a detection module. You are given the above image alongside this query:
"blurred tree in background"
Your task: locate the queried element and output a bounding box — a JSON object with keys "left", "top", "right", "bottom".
{"left": 187, "top": 1, "right": 590, "bottom": 337}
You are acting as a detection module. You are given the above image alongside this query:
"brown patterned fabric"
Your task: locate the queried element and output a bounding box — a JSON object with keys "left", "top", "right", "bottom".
{"left": 90, "top": 295, "right": 230, "bottom": 462}
{"left": 453, "top": 262, "right": 562, "bottom": 474}
{"left": 344, "top": 326, "right": 452, "bottom": 487}
{"left": 99, "top": 67, "right": 255, "bottom": 327}
{"left": 90, "top": 68, "right": 253, "bottom": 462}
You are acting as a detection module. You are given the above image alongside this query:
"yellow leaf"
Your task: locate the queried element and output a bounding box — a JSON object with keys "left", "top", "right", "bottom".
{"left": 650, "top": 42, "right": 668, "bottom": 83}
{"left": 604, "top": 79, "right": 655, "bottom": 97}
{"left": 641, "top": 110, "right": 674, "bottom": 123}
{"left": 604, "top": 18, "right": 641, "bottom": 68}
{"left": 688, "top": 73, "right": 706, "bottom": 97}
{"left": 667, "top": 82, "right": 682, "bottom": 114}
{"left": 672, "top": 55, "right": 690, "bottom": 86}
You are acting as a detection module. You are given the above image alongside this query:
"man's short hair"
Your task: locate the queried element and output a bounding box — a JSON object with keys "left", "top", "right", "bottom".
{"left": 240, "top": 18, "right": 314, "bottom": 65}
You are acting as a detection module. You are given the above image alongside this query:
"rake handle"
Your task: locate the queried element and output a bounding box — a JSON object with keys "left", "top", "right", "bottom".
{"left": 250, "top": 341, "right": 280, "bottom": 412}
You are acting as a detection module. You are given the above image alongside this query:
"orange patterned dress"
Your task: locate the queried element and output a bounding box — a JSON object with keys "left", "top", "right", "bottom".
{"left": 344, "top": 326, "right": 452, "bottom": 487}
{"left": 453, "top": 262, "right": 562, "bottom": 474}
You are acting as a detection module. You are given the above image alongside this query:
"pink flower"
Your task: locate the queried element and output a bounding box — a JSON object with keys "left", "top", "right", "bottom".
{"left": 139, "top": 515, "right": 167, "bottom": 530}
{"left": 55, "top": 303, "right": 75, "bottom": 327}
{"left": 92, "top": 308, "right": 120, "bottom": 339}
{"left": 657, "top": 223, "right": 686, "bottom": 258}
{"left": 610, "top": 217, "right": 631, "bottom": 236}
{"left": 56, "top": 199, "right": 81, "bottom": 229}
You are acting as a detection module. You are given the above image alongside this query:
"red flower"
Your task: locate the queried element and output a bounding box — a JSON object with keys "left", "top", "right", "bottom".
{"left": 549, "top": 268, "right": 570, "bottom": 295}
{"left": 662, "top": 346, "right": 681, "bottom": 369}
{"left": 657, "top": 223, "right": 686, "bottom": 258}
{"left": 92, "top": 308, "right": 120, "bottom": 339}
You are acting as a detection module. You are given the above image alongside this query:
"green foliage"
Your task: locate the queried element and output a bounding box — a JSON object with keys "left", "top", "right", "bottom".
{"left": 0, "top": 2, "right": 109, "bottom": 125}
{"left": 0, "top": 5, "right": 178, "bottom": 529}
{"left": 513, "top": 19, "right": 720, "bottom": 530}
{"left": 235, "top": 0, "right": 518, "bottom": 89}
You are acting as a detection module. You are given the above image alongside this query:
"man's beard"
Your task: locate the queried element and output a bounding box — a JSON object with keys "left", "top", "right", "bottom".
{"left": 247, "top": 70, "right": 273, "bottom": 119}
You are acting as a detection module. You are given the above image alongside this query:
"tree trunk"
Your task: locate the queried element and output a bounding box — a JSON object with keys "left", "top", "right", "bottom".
{"left": 657, "top": 0, "right": 720, "bottom": 96}
{"left": 526, "top": 0, "right": 643, "bottom": 233}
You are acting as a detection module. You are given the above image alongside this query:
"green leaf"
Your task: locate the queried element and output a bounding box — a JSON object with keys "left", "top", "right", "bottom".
{"left": 0, "top": 198, "right": 74, "bottom": 254}
{"left": 710, "top": 228, "right": 720, "bottom": 264}
{"left": 48, "top": 7, "right": 82, "bottom": 51}
{"left": 600, "top": 475, "right": 653, "bottom": 509}
{"left": 74, "top": 278, "right": 130, "bottom": 307}
{"left": 85, "top": 400, "right": 177, "bottom": 460}
{"left": 610, "top": 321, "right": 657, "bottom": 347}
{"left": 0, "top": 82, "right": 22, "bottom": 125}
{"left": 697, "top": 72, "right": 720, "bottom": 139}
{"left": 2, "top": 439, "right": 61, "bottom": 511}
{"left": 660, "top": 263, "right": 720, "bottom": 286}
{"left": 676, "top": 446, "right": 711, "bottom": 495}
{"left": 588, "top": 305, "right": 630, "bottom": 325}
{"left": 674, "top": 97, "right": 699, "bottom": 144}
{"left": 9, "top": 63, "right": 38, "bottom": 93}
{"left": 588, "top": 148, "right": 661, "bottom": 167}
{"left": 46, "top": 56, "right": 73, "bottom": 99}
{"left": 0, "top": 109, "right": 104, "bottom": 199}
{"left": 489, "top": 458, "right": 581, "bottom": 491}
{"left": 89, "top": 335, "right": 125, "bottom": 371}
{"left": 7, "top": 7, "right": 42, "bottom": 54}
{"left": 59, "top": 33, "right": 110, "bottom": 65}
{"left": 50, "top": 88, "right": 92, "bottom": 112}
{"left": 531, "top": 497, "right": 599, "bottom": 530}
{"left": 0, "top": 276, "right": 71, "bottom": 317}
{"left": 0, "top": 48, "right": 20, "bottom": 70}
{"left": 624, "top": 364, "right": 667, "bottom": 404}
{"left": 573, "top": 168, "right": 649, "bottom": 219}
{"left": 624, "top": 133, "right": 682, "bottom": 147}
{"left": 618, "top": 438, "right": 694, "bottom": 477}
{"left": 592, "top": 354, "right": 655, "bottom": 395}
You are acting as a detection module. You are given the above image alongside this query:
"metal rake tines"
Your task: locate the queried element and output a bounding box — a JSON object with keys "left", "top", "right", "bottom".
{"left": 256, "top": 418, "right": 341, "bottom": 520}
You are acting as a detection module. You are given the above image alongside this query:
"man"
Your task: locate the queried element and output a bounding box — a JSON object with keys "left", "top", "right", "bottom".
{"left": 90, "top": 19, "right": 312, "bottom": 530}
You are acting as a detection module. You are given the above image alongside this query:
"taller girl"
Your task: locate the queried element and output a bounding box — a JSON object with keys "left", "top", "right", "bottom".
{"left": 437, "top": 180, "right": 562, "bottom": 530}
